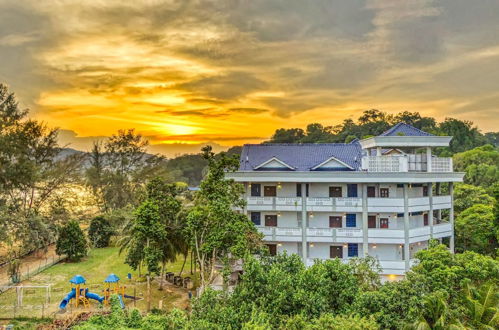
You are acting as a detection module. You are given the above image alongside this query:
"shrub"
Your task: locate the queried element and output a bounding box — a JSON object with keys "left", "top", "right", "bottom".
{"left": 56, "top": 220, "right": 87, "bottom": 261}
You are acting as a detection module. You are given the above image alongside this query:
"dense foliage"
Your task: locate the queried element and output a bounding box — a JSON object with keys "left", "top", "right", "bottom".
{"left": 0, "top": 83, "right": 83, "bottom": 260}
{"left": 88, "top": 215, "right": 114, "bottom": 248}
{"left": 267, "top": 109, "right": 496, "bottom": 154}
{"left": 76, "top": 243, "right": 498, "bottom": 329}
{"left": 56, "top": 220, "right": 88, "bottom": 261}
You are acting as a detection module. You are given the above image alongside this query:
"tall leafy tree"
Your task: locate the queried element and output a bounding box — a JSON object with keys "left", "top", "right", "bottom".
{"left": 185, "top": 146, "right": 262, "bottom": 292}
{"left": 455, "top": 204, "right": 497, "bottom": 255}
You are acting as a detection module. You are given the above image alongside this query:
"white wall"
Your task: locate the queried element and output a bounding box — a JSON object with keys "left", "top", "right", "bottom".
{"left": 308, "top": 212, "right": 345, "bottom": 228}
{"left": 259, "top": 211, "right": 298, "bottom": 227}
{"left": 368, "top": 244, "right": 403, "bottom": 261}
{"left": 409, "top": 240, "right": 428, "bottom": 258}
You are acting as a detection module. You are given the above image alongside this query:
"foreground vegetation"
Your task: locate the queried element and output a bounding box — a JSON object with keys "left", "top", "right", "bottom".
{"left": 73, "top": 242, "right": 499, "bottom": 329}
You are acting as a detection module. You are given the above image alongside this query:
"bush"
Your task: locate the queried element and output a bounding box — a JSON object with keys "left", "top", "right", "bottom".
{"left": 88, "top": 215, "right": 114, "bottom": 248}
{"left": 56, "top": 220, "right": 88, "bottom": 261}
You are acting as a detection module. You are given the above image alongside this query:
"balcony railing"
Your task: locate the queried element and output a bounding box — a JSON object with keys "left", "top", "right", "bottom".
{"left": 430, "top": 157, "right": 453, "bottom": 172}
{"left": 362, "top": 156, "right": 406, "bottom": 172}
{"left": 362, "top": 155, "right": 453, "bottom": 172}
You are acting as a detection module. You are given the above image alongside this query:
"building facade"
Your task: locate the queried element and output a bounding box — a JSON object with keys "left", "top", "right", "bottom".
{"left": 226, "top": 123, "right": 464, "bottom": 279}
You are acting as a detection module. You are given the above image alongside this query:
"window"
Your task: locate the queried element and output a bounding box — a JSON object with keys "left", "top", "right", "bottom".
{"left": 266, "top": 244, "right": 277, "bottom": 256}
{"left": 368, "top": 215, "right": 376, "bottom": 228}
{"left": 330, "top": 246, "right": 343, "bottom": 258}
{"left": 250, "top": 212, "right": 261, "bottom": 226}
{"left": 251, "top": 184, "right": 261, "bottom": 197}
{"left": 348, "top": 243, "right": 358, "bottom": 257}
{"left": 380, "top": 188, "right": 389, "bottom": 198}
{"left": 346, "top": 214, "right": 356, "bottom": 227}
{"left": 367, "top": 186, "right": 376, "bottom": 198}
{"left": 265, "top": 215, "right": 278, "bottom": 227}
{"left": 423, "top": 186, "right": 429, "bottom": 197}
{"left": 424, "top": 213, "right": 429, "bottom": 226}
{"left": 329, "top": 216, "right": 342, "bottom": 228}
{"left": 380, "top": 218, "right": 389, "bottom": 229}
{"left": 296, "top": 183, "right": 309, "bottom": 197}
{"left": 329, "top": 186, "right": 342, "bottom": 197}
{"left": 347, "top": 184, "right": 358, "bottom": 197}
{"left": 264, "top": 186, "right": 277, "bottom": 197}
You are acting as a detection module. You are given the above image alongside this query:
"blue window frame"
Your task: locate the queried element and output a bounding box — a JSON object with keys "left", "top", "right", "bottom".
{"left": 346, "top": 214, "right": 356, "bottom": 227}
{"left": 347, "top": 184, "right": 358, "bottom": 197}
{"left": 251, "top": 184, "right": 261, "bottom": 197}
{"left": 250, "top": 212, "right": 261, "bottom": 226}
{"left": 348, "top": 243, "right": 358, "bottom": 257}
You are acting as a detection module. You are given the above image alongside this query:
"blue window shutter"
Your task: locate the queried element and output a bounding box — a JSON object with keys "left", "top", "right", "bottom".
{"left": 348, "top": 244, "right": 358, "bottom": 257}
{"left": 251, "top": 212, "right": 261, "bottom": 225}
{"left": 347, "top": 184, "right": 358, "bottom": 197}
{"left": 346, "top": 214, "right": 356, "bottom": 227}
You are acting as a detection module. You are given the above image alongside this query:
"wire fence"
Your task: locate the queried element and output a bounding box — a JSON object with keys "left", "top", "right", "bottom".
{"left": 0, "top": 255, "right": 65, "bottom": 294}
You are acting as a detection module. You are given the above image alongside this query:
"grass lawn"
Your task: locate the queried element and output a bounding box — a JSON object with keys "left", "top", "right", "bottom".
{"left": 0, "top": 247, "right": 197, "bottom": 320}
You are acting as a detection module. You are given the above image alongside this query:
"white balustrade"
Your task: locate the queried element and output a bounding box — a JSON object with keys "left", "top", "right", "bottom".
{"left": 275, "top": 197, "right": 302, "bottom": 206}
{"left": 362, "top": 155, "right": 407, "bottom": 172}
{"left": 276, "top": 227, "right": 302, "bottom": 236}
{"left": 307, "top": 228, "right": 334, "bottom": 236}
{"left": 307, "top": 197, "right": 333, "bottom": 206}
{"left": 430, "top": 157, "right": 453, "bottom": 172}
{"left": 247, "top": 197, "right": 274, "bottom": 205}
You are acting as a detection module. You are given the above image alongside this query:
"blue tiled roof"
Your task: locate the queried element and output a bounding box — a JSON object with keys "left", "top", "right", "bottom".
{"left": 239, "top": 141, "right": 363, "bottom": 172}
{"left": 380, "top": 122, "right": 433, "bottom": 137}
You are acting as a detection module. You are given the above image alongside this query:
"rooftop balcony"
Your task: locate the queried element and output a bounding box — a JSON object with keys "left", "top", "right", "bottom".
{"left": 361, "top": 155, "right": 453, "bottom": 173}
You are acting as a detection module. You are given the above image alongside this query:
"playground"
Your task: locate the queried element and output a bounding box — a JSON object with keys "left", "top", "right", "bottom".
{"left": 0, "top": 247, "right": 195, "bottom": 321}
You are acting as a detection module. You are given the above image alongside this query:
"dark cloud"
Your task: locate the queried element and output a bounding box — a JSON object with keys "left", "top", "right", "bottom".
{"left": 1, "top": 0, "right": 499, "bottom": 136}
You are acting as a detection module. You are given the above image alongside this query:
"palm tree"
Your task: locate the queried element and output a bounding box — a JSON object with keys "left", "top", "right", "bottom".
{"left": 405, "top": 292, "right": 465, "bottom": 330}
{"left": 463, "top": 282, "right": 498, "bottom": 329}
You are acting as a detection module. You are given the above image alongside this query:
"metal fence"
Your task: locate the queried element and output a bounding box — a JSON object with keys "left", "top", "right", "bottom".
{"left": 0, "top": 255, "right": 65, "bottom": 293}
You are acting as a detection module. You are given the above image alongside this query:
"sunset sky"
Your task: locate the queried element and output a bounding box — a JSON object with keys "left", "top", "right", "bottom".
{"left": 1, "top": 0, "right": 498, "bottom": 156}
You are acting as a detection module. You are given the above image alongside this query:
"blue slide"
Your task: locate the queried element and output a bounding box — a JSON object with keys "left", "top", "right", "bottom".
{"left": 59, "top": 288, "right": 104, "bottom": 309}
{"left": 117, "top": 295, "right": 125, "bottom": 309}
{"left": 59, "top": 288, "right": 76, "bottom": 309}
{"left": 86, "top": 291, "right": 104, "bottom": 303}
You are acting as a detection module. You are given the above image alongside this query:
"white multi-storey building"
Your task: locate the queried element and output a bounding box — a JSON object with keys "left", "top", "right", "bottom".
{"left": 227, "top": 123, "right": 464, "bottom": 279}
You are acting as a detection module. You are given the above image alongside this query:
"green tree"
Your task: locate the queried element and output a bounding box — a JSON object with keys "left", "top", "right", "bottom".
{"left": 85, "top": 129, "right": 169, "bottom": 211}
{"left": 453, "top": 184, "right": 495, "bottom": 215}
{"left": 439, "top": 118, "right": 486, "bottom": 153}
{"left": 186, "top": 146, "right": 262, "bottom": 292}
{"left": 462, "top": 282, "right": 499, "bottom": 329}
{"left": 56, "top": 220, "right": 88, "bottom": 261}
{"left": 455, "top": 204, "right": 497, "bottom": 255}
{"left": 88, "top": 215, "right": 114, "bottom": 248}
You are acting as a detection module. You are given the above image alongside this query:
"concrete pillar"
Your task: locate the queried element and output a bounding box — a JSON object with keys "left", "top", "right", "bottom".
{"left": 243, "top": 182, "right": 248, "bottom": 215}
{"left": 301, "top": 183, "right": 308, "bottom": 263}
{"left": 426, "top": 147, "right": 432, "bottom": 172}
{"left": 436, "top": 182, "right": 442, "bottom": 223}
{"left": 449, "top": 182, "right": 455, "bottom": 253}
{"left": 403, "top": 184, "right": 410, "bottom": 271}
{"left": 428, "top": 182, "right": 434, "bottom": 238}
{"left": 376, "top": 147, "right": 382, "bottom": 156}
{"left": 361, "top": 183, "right": 369, "bottom": 257}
